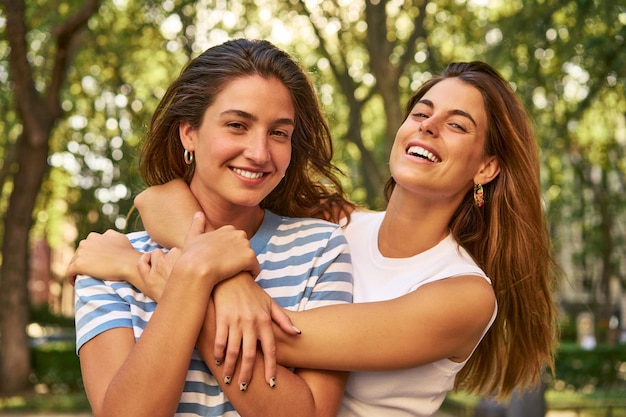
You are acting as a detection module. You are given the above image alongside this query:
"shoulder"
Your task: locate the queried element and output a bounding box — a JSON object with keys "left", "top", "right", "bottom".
{"left": 276, "top": 214, "right": 340, "bottom": 229}
{"left": 414, "top": 274, "right": 496, "bottom": 330}
{"left": 343, "top": 209, "right": 384, "bottom": 228}
{"left": 436, "top": 235, "right": 489, "bottom": 281}
{"left": 270, "top": 212, "right": 344, "bottom": 238}
{"left": 263, "top": 213, "right": 350, "bottom": 254}
{"left": 407, "top": 274, "right": 496, "bottom": 352}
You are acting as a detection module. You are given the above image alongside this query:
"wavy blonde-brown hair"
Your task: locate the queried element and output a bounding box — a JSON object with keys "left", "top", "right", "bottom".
{"left": 386, "top": 61, "right": 558, "bottom": 398}
{"left": 139, "top": 39, "right": 352, "bottom": 223}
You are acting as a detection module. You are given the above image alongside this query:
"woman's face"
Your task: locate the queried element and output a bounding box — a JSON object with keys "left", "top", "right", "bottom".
{"left": 180, "top": 75, "right": 294, "bottom": 211}
{"left": 389, "top": 77, "right": 494, "bottom": 204}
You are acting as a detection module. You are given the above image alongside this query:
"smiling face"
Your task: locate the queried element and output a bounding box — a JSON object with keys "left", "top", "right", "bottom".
{"left": 180, "top": 75, "right": 295, "bottom": 213}
{"left": 389, "top": 77, "right": 498, "bottom": 205}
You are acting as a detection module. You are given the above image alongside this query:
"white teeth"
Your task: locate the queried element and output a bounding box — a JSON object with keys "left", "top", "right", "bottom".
{"left": 407, "top": 146, "right": 440, "bottom": 163}
{"left": 232, "top": 168, "right": 264, "bottom": 179}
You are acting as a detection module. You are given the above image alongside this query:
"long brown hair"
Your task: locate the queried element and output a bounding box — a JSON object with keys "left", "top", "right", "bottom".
{"left": 139, "top": 39, "right": 352, "bottom": 222}
{"left": 387, "top": 62, "right": 558, "bottom": 398}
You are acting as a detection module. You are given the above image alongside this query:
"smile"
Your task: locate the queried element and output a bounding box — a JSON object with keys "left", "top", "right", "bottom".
{"left": 406, "top": 146, "right": 441, "bottom": 163}
{"left": 232, "top": 167, "right": 264, "bottom": 179}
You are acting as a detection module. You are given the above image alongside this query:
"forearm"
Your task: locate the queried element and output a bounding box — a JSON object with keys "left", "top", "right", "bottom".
{"left": 135, "top": 179, "right": 202, "bottom": 248}
{"left": 276, "top": 302, "right": 435, "bottom": 371}
{"left": 198, "top": 306, "right": 344, "bottom": 417}
{"left": 276, "top": 277, "right": 497, "bottom": 371}
{"left": 86, "top": 274, "right": 215, "bottom": 417}
{"left": 105, "top": 305, "right": 206, "bottom": 415}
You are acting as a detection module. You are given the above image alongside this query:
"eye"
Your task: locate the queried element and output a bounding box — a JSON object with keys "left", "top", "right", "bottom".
{"left": 227, "top": 121, "right": 246, "bottom": 130}
{"left": 412, "top": 112, "right": 429, "bottom": 119}
{"left": 448, "top": 122, "right": 467, "bottom": 132}
{"left": 270, "top": 129, "right": 292, "bottom": 142}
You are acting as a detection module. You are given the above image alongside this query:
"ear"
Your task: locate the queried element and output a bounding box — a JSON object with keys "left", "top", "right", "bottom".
{"left": 179, "top": 120, "right": 196, "bottom": 151}
{"left": 473, "top": 155, "right": 500, "bottom": 185}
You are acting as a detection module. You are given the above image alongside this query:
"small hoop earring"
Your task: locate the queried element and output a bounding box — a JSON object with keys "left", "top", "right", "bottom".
{"left": 474, "top": 183, "right": 485, "bottom": 208}
{"left": 184, "top": 149, "right": 194, "bottom": 165}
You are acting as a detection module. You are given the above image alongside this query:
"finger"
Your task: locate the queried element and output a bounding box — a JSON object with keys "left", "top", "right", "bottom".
{"left": 213, "top": 319, "right": 228, "bottom": 368}
{"left": 237, "top": 330, "right": 259, "bottom": 390}
{"left": 271, "top": 301, "right": 300, "bottom": 335}
{"left": 137, "top": 252, "right": 152, "bottom": 278}
{"left": 258, "top": 326, "right": 277, "bottom": 387}
{"left": 222, "top": 329, "right": 242, "bottom": 387}
{"left": 183, "top": 211, "right": 206, "bottom": 246}
{"left": 150, "top": 249, "right": 165, "bottom": 266}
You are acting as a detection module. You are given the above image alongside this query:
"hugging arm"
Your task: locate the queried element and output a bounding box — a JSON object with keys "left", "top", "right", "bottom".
{"left": 277, "top": 274, "right": 496, "bottom": 371}
{"left": 133, "top": 179, "right": 198, "bottom": 248}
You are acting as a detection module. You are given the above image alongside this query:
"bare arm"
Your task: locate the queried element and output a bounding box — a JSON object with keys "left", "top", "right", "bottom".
{"left": 276, "top": 275, "right": 496, "bottom": 371}
{"left": 134, "top": 178, "right": 199, "bottom": 248}
{"left": 196, "top": 295, "right": 346, "bottom": 417}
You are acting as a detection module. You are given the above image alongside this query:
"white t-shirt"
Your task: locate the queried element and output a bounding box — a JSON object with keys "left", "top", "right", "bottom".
{"left": 339, "top": 211, "right": 497, "bottom": 417}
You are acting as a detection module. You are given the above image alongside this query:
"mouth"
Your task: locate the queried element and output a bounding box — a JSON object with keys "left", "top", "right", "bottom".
{"left": 406, "top": 146, "right": 441, "bottom": 163}
{"left": 232, "top": 167, "right": 265, "bottom": 179}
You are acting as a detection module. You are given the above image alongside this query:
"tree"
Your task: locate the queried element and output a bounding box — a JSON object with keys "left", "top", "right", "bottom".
{"left": 0, "top": 0, "right": 100, "bottom": 394}
{"left": 484, "top": 0, "right": 626, "bottom": 341}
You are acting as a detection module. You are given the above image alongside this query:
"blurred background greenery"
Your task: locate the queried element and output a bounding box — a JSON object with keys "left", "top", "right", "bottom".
{"left": 0, "top": 0, "right": 625, "bottom": 414}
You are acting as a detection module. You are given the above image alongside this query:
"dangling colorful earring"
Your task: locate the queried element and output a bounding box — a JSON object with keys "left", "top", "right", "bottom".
{"left": 474, "top": 183, "right": 485, "bottom": 208}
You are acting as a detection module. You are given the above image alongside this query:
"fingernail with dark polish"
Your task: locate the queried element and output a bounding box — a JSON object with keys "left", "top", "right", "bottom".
{"left": 224, "top": 376, "right": 231, "bottom": 385}
{"left": 240, "top": 382, "right": 248, "bottom": 392}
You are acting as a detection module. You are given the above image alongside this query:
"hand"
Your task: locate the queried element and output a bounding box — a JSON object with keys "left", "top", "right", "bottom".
{"left": 169, "top": 212, "right": 261, "bottom": 287}
{"left": 211, "top": 275, "right": 301, "bottom": 388}
{"left": 136, "top": 248, "right": 181, "bottom": 302}
{"left": 66, "top": 230, "right": 139, "bottom": 285}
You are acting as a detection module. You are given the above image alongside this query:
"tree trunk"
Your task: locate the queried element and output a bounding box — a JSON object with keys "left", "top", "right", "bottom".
{"left": 597, "top": 170, "right": 615, "bottom": 343}
{"left": 0, "top": 0, "right": 100, "bottom": 395}
{"left": 0, "top": 129, "right": 50, "bottom": 394}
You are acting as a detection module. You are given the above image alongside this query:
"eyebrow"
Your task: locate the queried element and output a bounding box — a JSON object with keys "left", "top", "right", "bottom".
{"left": 221, "top": 109, "right": 295, "bottom": 126}
{"left": 417, "top": 99, "right": 477, "bottom": 128}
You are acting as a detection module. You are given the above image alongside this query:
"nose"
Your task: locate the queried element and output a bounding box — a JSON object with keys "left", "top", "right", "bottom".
{"left": 419, "top": 116, "right": 438, "bottom": 137}
{"left": 243, "top": 133, "right": 271, "bottom": 164}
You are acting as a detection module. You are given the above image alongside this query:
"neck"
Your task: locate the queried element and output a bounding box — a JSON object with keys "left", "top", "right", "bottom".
{"left": 201, "top": 204, "right": 265, "bottom": 239}
{"left": 378, "top": 189, "right": 457, "bottom": 258}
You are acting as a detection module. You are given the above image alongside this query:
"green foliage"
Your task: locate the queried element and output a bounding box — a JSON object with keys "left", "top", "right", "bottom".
{"left": 30, "top": 304, "right": 74, "bottom": 327}
{"left": 0, "top": 392, "right": 90, "bottom": 413}
{"left": 551, "top": 343, "right": 626, "bottom": 391}
{"left": 30, "top": 341, "right": 83, "bottom": 392}
{"left": 2, "top": 0, "right": 626, "bottom": 397}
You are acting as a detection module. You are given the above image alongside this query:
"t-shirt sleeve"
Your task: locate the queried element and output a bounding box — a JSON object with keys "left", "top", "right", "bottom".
{"left": 74, "top": 276, "right": 133, "bottom": 354}
{"left": 304, "top": 226, "right": 353, "bottom": 309}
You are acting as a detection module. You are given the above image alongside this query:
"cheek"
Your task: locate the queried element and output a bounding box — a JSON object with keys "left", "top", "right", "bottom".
{"left": 388, "top": 133, "right": 409, "bottom": 172}
{"left": 274, "top": 143, "right": 292, "bottom": 172}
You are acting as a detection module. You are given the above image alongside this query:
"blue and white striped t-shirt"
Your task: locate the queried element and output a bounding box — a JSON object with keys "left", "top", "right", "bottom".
{"left": 74, "top": 210, "right": 353, "bottom": 417}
